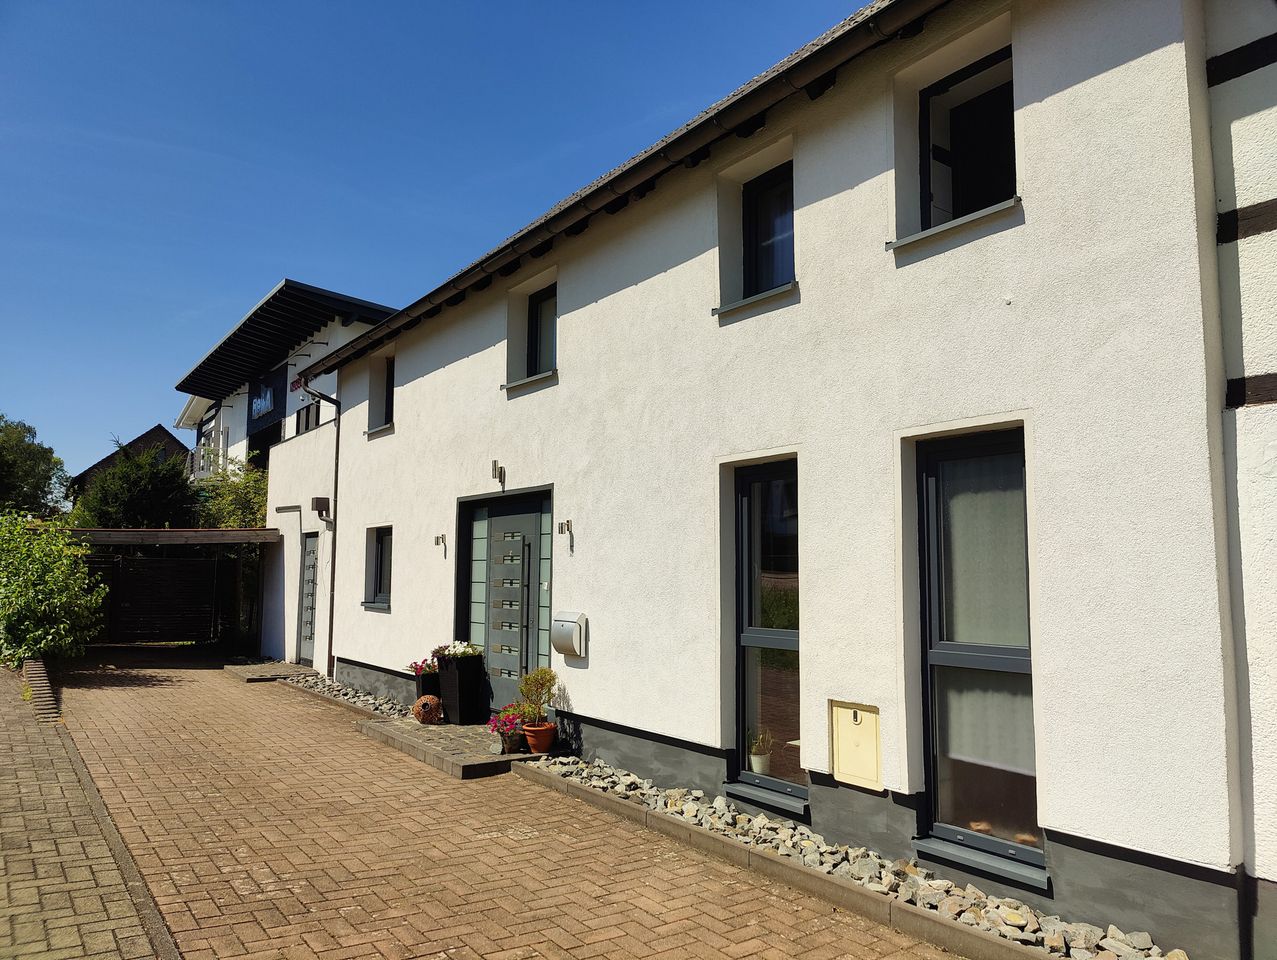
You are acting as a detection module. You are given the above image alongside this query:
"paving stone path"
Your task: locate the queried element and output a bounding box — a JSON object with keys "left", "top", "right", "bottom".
{"left": 44, "top": 649, "right": 949, "bottom": 959}
{"left": 0, "top": 666, "right": 171, "bottom": 959}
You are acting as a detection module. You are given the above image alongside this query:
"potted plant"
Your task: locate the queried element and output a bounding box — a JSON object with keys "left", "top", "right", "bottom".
{"left": 518, "top": 666, "right": 558, "bottom": 754}
{"left": 433, "top": 642, "right": 487, "bottom": 724}
{"left": 408, "top": 657, "right": 440, "bottom": 700}
{"left": 748, "top": 728, "right": 774, "bottom": 776}
{"left": 489, "top": 702, "right": 531, "bottom": 754}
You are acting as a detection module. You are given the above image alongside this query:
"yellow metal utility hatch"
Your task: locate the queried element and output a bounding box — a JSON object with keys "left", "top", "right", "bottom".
{"left": 830, "top": 700, "right": 882, "bottom": 791}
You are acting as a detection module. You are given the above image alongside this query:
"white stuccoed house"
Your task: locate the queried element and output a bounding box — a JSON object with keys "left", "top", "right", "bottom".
{"left": 173, "top": 0, "right": 1277, "bottom": 957}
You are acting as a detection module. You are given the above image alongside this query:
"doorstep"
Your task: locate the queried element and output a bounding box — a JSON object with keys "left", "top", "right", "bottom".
{"left": 514, "top": 762, "right": 1032, "bottom": 960}
{"left": 357, "top": 717, "right": 545, "bottom": 780}
{"left": 224, "top": 660, "right": 318, "bottom": 683}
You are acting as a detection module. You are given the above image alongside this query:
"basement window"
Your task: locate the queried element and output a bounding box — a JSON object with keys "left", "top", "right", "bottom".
{"left": 919, "top": 47, "right": 1015, "bottom": 230}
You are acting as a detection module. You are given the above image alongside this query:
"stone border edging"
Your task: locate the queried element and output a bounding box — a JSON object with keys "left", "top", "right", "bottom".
{"left": 21, "top": 658, "right": 59, "bottom": 723}
{"left": 271, "top": 676, "right": 388, "bottom": 719}
{"left": 513, "top": 762, "right": 1026, "bottom": 960}
{"left": 55, "top": 726, "right": 182, "bottom": 960}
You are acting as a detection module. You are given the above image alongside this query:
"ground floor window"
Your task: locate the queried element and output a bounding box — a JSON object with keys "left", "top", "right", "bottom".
{"left": 917, "top": 427, "right": 1040, "bottom": 861}
{"left": 736, "top": 460, "right": 805, "bottom": 793}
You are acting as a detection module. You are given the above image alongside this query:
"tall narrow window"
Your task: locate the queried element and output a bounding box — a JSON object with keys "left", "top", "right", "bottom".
{"left": 742, "top": 162, "right": 795, "bottom": 298}
{"left": 526, "top": 283, "right": 557, "bottom": 378}
{"left": 918, "top": 428, "right": 1039, "bottom": 864}
{"left": 366, "top": 526, "right": 392, "bottom": 606}
{"left": 736, "top": 460, "right": 804, "bottom": 795}
{"left": 381, "top": 357, "right": 395, "bottom": 426}
{"left": 920, "top": 47, "right": 1015, "bottom": 230}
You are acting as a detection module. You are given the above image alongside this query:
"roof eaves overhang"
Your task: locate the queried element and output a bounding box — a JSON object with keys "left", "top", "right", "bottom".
{"left": 176, "top": 279, "right": 396, "bottom": 402}
{"left": 298, "top": 0, "right": 943, "bottom": 382}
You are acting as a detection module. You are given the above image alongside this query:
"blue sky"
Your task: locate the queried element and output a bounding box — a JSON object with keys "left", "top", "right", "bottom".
{"left": 0, "top": 1, "right": 861, "bottom": 474}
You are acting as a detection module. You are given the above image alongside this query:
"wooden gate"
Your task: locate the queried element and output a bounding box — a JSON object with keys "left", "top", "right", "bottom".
{"left": 87, "top": 556, "right": 218, "bottom": 644}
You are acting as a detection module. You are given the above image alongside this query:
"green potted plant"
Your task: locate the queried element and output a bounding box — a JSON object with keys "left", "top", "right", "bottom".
{"left": 518, "top": 666, "right": 558, "bottom": 753}
{"left": 408, "top": 657, "right": 440, "bottom": 700}
{"left": 433, "top": 642, "right": 487, "bottom": 724}
{"left": 748, "top": 728, "right": 774, "bottom": 776}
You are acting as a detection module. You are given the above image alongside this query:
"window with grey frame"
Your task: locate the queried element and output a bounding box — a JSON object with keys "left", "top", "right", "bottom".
{"left": 919, "top": 46, "right": 1015, "bottom": 230}
{"left": 741, "top": 162, "right": 795, "bottom": 298}
{"left": 735, "top": 459, "right": 805, "bottom": 797}
{"left": 526, "top": 283, "right": 557, "bottom": 378}
{"left": 917, "top": 427, "right": 1041, "bottom": 868}
{"left": 367, "top": 526, "right": 392, "bottom": 606}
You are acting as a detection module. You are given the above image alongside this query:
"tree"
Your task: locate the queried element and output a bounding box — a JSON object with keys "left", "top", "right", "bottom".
{"left": 0, "top": 513, "right": 107, "bottom": 666}
{"left": 195, "top": 459, "right": 268, "bottom": 528}
{"left": 0, "top": 414, "right": 68, "bottom": 516}
{"left": 70, "top": 443, "right": 199, "bottom": 529}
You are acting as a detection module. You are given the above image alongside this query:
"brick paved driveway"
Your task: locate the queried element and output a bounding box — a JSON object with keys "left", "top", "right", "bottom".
{"left": 53, "top": 651, "right": 949, "bottom": 960}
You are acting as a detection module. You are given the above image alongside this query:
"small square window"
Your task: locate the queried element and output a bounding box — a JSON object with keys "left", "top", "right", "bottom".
{"left": 742, "top": 162, "right": 795, "bottom": 298}
{"left": 526, "top": 283, "right": 557, "bottom": 379}
{"left": 920, "top": 47, "right": 1015, "bottom": 230}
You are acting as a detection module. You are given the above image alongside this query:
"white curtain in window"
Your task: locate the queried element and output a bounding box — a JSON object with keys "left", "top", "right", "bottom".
{"left": 938, "top": 667, "right": 1035, "bottom": 776}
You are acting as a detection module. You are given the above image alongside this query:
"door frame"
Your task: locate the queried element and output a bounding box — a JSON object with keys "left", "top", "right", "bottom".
{"left": 453, "top": 485, "right": 554, "bottom": 695}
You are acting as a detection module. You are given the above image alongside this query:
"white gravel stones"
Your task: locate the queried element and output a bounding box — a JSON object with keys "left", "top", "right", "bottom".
{"left": 284, "top": 674, "right": 411, "bottom": 718}
{"left": 533, "top": 755, "right": 1188, "bottom": 960}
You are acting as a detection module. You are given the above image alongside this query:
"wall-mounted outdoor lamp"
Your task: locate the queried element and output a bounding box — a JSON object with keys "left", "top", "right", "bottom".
{"left": 557, "top": 518, "right": 574, "bottom": 556}
{"left": 491, "top": 459, "right": 505, "bottom": 489}
{"left": 311, "top": 496, "right": 333, "bottom": 523}
{"left": 434, "top": 533, "right": 447, "bottom": 558}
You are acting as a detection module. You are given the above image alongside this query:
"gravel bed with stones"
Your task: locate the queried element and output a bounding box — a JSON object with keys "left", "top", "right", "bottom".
{"left": 534, "top": 756, "right": 1191, "bottom": 960}
{"left": 284, "top": 674, "right": 411, "bottom": 718}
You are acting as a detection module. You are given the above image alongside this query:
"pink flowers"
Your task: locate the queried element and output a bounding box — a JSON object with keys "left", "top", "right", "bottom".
{"left": 488, "top": 702, "right": 529, "bottom": 735}
{"left": 407, "top": 658, "right": 438, "bottom": 676}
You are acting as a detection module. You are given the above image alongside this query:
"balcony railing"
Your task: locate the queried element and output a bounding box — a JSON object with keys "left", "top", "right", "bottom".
{"left": 186, "top": 445, "right": 225, "bottom": 479}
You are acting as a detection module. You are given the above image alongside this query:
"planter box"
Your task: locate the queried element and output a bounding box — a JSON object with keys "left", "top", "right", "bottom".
{"left": 415, "top": 672, "right": 441, "bottom": 700}
{"left": 438, "top": 656, "right": 488, "bottom": 724}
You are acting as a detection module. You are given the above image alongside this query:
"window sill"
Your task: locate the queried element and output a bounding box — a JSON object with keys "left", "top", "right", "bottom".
{"left": 361, "top": 600, "right": 391, "bottom": 612}
{"left": 501, "top": 369, "right": 557, "bottom": 393}
{"left": 912, "top": 837, "right": 1050, "bottom": 892}
{"left": 712, "top": 280, "right": 798, "bottom": 318}
{"left": 724, "top": 781, "right": 810, "bottom": 819}
{"left": 365, "top": 422, "right": 395, "bottom": 439}
{"left": 886, "top": 196, "right": 1022, "bottom": 251}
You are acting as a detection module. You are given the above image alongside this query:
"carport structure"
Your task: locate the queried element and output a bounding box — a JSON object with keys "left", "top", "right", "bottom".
{"left": 78, "top": 527, "right": 281, "bottom": 655}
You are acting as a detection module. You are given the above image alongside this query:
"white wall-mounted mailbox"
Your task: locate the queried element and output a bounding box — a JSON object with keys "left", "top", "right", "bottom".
{"left": 550, "top": 611, "right": 587, "bottom": 657}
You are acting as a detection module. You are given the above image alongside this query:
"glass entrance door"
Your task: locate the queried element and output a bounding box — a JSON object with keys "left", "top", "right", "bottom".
{"left": 917, "top": 428, "right": 1041, "bottom": 863}
{"left": 462, "top": 495, "right": 552, "bottom": 713}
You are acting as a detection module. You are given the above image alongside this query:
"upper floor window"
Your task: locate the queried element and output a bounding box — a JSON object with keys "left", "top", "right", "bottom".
{"left": 295, "top": 400, "right": 322, "bottom": 436}
{"left": 742, "top": 162, "right": 795, "bottom": 298}
{"left": 526, "top": 283, "right": 557, "bottom": 379}
{"left": 369, "top": 356, "right": 394, "bottom": 431}
{"left": 920, "top": 47, "right": 1015, "bottom": 230}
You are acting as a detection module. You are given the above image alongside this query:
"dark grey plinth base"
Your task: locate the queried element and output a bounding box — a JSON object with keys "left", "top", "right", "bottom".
{"left": 557, "top": 711, "right": 728, "bottom": 797}
{"left": 333, "top": 657, "right": 416, "bottom": 706}
{"left": 1255, "top": 876, "right": 1277, "bottom": 960}
{"left": 808, "top": 773, "right": 918, "bottom": 862}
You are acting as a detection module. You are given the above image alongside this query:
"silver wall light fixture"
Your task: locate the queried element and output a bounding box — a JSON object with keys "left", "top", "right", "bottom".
{"left": 557, "top": 518, "right": 574, "bottom": 555}
{"left": 434, "top": 533, "right": 447, "bottom": 557}
{"left": 491, "top": 459, "right": 505, "bottom": 488}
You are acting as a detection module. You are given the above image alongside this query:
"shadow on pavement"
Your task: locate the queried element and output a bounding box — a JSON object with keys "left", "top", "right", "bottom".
{"left": 54, "top": 644, "right": 227, "bottom": 690}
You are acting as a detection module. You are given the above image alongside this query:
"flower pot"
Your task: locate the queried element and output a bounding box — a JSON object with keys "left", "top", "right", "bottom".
{"left": 749, "top": 754, "right": 770, "bottom": 776}
{"left": 438, "top": 655, "right": 488, "bottom": 724}
{"left": 501, "top": 730, "right": 528, "bottom": 754}
{"left": 415, "top": 672, "right": 441, "bottom": 700}
{"left": 522, "top": 721, "right": 556, "bottom": 754}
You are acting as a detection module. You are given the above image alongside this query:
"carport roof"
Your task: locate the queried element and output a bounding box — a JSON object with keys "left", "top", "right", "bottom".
{"left": 75, "top": 528, "right": 282, "bottom": 546}
{"left": 175, "top": 279, "right": 395, "bottom": 403}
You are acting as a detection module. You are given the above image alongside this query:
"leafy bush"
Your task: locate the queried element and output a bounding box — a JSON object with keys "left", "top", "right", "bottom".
{"left": 0, "top": 513, "right": 107, "bottom": 666}
{"left": 195, "top": 459, "right": 268, "bottom": 528}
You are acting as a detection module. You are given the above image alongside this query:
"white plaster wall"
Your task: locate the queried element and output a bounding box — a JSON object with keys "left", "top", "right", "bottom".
{"left": 1226, "top": 406, "right": 1277, "bottom": 882}
{"left": 263, "top": 422, "right": 336, "bottom": 667}
{"left": 270, "top": 0, "right": 1239, "bottom": 868}
{"left": 279, "top": 317, "right": 368, "bottom": 440}
{"left": 1204, "top": 0, "right": 1277, "bottom": 58}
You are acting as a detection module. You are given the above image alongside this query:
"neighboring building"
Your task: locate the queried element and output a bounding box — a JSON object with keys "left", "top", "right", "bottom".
{"left": 173, "top": 279, "right": 395, "bottom": 476}
{"left": 179, "top": 1, "right": 1276, "bottom": 957}
{"left": 69, "top": 423, "right": 188, "bottom": 499}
